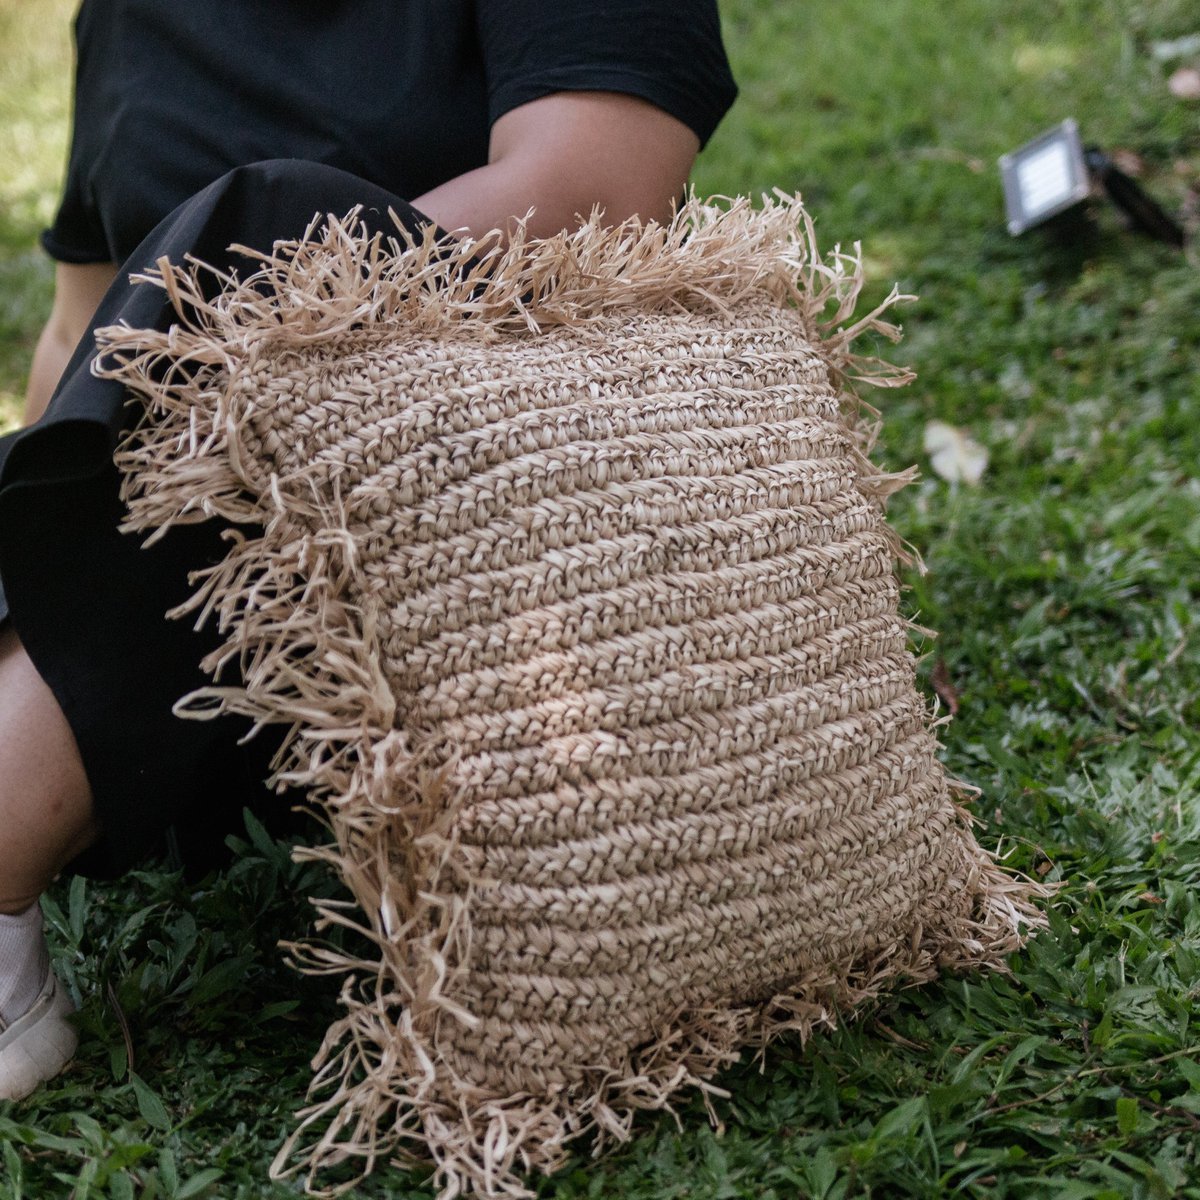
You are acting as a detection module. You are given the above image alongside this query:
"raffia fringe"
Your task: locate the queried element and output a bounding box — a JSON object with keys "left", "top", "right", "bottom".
{"left": 95, "top": 194, "right": 1046, "bottom": 1198}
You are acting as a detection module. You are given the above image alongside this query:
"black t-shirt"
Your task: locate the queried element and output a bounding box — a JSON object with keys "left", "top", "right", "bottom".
{"left": 44, "top": 0, "right": 738, "bottom": 265}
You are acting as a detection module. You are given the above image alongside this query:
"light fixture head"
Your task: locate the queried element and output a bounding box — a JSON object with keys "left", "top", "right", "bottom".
{"left": 999, "top": 118, "right": 1091, "bottom": 235}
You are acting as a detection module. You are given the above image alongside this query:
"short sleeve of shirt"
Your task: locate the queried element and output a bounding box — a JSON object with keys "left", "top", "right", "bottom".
{"left": 41, "top": 4, "right": 114, "bottom": 264}
{"left": 41, "top": 156, "right": 112, "bottom": 264}
{"left": 475, "top": 0, "right": 738, "bottom": 148}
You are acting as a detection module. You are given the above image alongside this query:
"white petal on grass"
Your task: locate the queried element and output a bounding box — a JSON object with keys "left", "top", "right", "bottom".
{"left": 1168, "top": 66, "right": 1200, "bottom": 99}
{"left": 923, "top": 420, "right": 989, "bottom": 485}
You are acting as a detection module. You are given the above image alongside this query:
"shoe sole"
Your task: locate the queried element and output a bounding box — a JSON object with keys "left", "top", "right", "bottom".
{"left": 0, "top": 973, "right": 78, "bottom": 1100}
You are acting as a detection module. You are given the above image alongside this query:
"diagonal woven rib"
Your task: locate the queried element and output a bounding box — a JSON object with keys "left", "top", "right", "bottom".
{"left": 97, "top": 194, "right": 1045, "bottom": 1199}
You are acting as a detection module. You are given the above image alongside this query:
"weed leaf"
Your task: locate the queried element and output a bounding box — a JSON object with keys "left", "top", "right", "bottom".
{"left": 176, "top": 1168, "right": 225, "bottom": 1199}
{"left": 130, "top": 1074, "right": 172, "bottom": 1132}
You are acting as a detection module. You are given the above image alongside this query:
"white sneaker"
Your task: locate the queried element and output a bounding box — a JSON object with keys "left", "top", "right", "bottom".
{"left": 0, "top": 971, "right": 78, "bottom": 1100}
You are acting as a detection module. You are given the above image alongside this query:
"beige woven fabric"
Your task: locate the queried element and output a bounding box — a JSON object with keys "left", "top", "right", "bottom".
{"left": 98, "top": 196, "right": 1042, "bottom": 1198}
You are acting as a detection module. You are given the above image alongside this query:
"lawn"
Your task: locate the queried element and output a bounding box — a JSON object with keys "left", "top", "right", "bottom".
{"left": 2, "top": 1, "right": 1200, "bottom": 1198}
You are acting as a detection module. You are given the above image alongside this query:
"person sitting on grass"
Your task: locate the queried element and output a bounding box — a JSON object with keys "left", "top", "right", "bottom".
{"left": 0, "top": 0, "right": 736, "bottom": 1100}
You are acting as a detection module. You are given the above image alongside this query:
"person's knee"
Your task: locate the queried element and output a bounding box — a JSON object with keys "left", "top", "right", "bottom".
{"left": 0, "top": 891, "right": 43, "bottom": 916}
{"left": 0, "top": 628, "right": 98, "bottom": 893}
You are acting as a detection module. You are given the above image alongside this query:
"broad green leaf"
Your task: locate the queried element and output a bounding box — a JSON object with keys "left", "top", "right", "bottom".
{"left": 157, "top": 1147, "right": 180, "bottom": 1194}
{"left": 1178, "top": 1056, "right": 1200, "bottom": 1091}
{"left": 67, "top": 874, "right": 87, "bottom": 946}
{"left": 871, "top": 1097, "right": 927, "bottom": 1142}
{"left": 2, "top": 1139, "right": 23, "bottom": 1195}
{"left": 176, "top": 1167, "right": 226, "bottom": 1199}
{"left": 131, "top": 1073, "right": 172, "bottom": 1132}
{"left": 109, "top": 1171, "right": 136, "bottom": 1200}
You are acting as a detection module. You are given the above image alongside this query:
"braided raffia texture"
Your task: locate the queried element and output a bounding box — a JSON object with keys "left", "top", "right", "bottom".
{"left": 99, "top": 196, "right": 1043, "bottom": 1198}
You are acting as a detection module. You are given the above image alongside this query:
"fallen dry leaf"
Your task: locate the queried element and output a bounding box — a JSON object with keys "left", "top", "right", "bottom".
{"left": 923, "top": 419, "right": 989, "bottom": 485}
{"left": 1168, "top": 66, "right": 1200, "bottom": 99}
{"left": 931, "top": 656, "right": 960, "bottom": 715}
{"left": 1139, "top": 892, "right": 1164, "bottom": 905}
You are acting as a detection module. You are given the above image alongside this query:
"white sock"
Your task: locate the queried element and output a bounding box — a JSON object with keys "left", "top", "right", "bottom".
{"left": 0, "top": 902, "right": 50, "bottom": 1027}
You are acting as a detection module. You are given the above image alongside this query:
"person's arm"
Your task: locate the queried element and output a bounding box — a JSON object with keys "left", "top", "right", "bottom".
{"left": 24, "top": 261, "right": 118, "bottom": 425}
{"left": 412, "top": 90, "right": 700, "bottom": 240}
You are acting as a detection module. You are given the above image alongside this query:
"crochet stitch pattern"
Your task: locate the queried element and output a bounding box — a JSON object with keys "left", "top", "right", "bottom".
{"left": 97, "top": 195, "right": 1044, "bottom": 1198}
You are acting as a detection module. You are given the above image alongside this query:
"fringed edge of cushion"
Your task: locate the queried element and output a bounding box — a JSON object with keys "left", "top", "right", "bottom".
{"left": 97, "top": 191, "right": 918, "bottom": 542}
{"left": 271, "top": 818, "right": 1046, "bottom": 1200}
{"left": 94, "top": 193, "right": 1046, "bottom": 1199}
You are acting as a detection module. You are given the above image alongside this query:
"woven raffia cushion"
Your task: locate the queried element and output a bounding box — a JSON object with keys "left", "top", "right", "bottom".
{"left": 100, "top": 197, "right": 1041, "bottom": 1198}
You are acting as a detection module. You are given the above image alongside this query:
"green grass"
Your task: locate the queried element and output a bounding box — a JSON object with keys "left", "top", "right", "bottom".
{"left": 3, "top": 0, "right": 1200, "bottom": 1197}
{"left": 0, "top": 0, "right": 71, "bottom": 424}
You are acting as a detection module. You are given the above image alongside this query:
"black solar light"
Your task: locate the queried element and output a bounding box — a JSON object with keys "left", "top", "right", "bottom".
{"left": 999, "top": 118, "right": 1185, "bottom": 247}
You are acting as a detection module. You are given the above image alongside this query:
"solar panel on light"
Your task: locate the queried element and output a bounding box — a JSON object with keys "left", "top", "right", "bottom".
{"left": 999, "top": 118, "right": 1091, "bottom": 235}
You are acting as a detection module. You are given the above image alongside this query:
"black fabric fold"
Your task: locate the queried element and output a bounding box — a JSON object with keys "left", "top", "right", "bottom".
{"left": 0, "top": 160, "right": 435, "bottom": 876}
